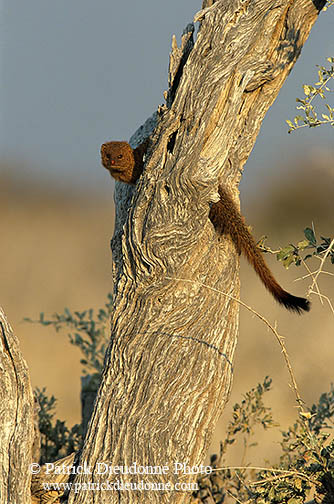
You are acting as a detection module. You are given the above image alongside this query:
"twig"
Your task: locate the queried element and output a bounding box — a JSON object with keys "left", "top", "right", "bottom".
{"left": 224, "top": 487, "right": 245, "bottom": 504}
{"left": 309, "top": 289, "right": 334, "bottom": 315}
{"left": 295, "top": 270, "right": 334, "bottom": 281}
{"left": 206, "top": 465, "right": 318, "bottom": 487}
{"left": 310, "top": 237, "right": 334, "bottom": 293}
{"left": 249, "top": 471, "right": 318, "bottom": 487}
{"left": 299, "top": 257, "right": 323, "bottom": 305}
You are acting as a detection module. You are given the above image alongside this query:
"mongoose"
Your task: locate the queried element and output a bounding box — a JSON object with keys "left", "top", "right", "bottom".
{"left": 101, "top": 140, "right": 310, "bottom": 314}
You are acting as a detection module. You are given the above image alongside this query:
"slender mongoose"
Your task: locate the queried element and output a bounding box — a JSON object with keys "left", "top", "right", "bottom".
{"left": 101, "top": 140, "right": 310, "bottom": 314}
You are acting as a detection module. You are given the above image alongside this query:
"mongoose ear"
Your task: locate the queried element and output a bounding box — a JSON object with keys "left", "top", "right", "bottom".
{"left": 209, "top": 190, "right": 220, "bottom": 203}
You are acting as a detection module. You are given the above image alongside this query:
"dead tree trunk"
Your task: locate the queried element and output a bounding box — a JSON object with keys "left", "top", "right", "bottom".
{"left": 67, "top": 1, "right": 325, "bottom": 503}
{"left": 0, "top": 307, "right": 35, "bottom": 504}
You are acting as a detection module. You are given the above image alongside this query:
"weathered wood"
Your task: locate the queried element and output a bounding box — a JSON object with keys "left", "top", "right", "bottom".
{"left": 0, "top": 307, "right": 34, "bottom": 504}
{"left": 31, "top": 453, "right": 76, "bottom": 504}
{"left": 68, "top": 1, "right": 325, "bottom": 503}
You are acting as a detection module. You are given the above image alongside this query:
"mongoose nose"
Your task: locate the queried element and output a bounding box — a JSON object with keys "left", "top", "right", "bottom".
{"left": 111, "top": 160, "right": 115, "bottom": 165}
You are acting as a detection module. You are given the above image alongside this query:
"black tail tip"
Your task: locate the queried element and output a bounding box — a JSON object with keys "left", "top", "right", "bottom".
{"left": 279, "top": 293, "right": 311, "bottom": 314}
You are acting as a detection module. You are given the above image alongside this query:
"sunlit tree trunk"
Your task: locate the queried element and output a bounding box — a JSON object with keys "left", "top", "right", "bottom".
{"left": 69, "top": 2, "right": 325, "bottom": 503}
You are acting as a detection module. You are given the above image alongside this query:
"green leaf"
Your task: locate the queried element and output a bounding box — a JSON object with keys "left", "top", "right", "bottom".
{"left": 277, "top": 245, "right": 295, "bottom": 261}
{"left": 297, "top": 240, "right": 309, "bottom": 250}
{"left": 304, "top": 227, "right": 316, "bottom": 245}
{"left": 303, "top": 85, "right": 313, "bottom": 96}
{"left": 283, "top": 256, "right": 296, "bottom": 269}
{"left": 268, "top": 486, "right": 276, "bottom": 499}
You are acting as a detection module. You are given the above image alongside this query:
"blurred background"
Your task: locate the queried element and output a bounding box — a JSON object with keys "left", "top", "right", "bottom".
{"left": 1, "top": 0, "right": 333, "bottom": 465}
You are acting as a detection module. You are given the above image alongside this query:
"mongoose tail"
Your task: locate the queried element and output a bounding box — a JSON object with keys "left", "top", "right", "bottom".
{"left": 209, "top": 186, "right": 310, "bottom": 314}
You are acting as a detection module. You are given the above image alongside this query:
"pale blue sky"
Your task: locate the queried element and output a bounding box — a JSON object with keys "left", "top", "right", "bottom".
{"left": 1, "top": 1, "right": 333, "bottom": 192}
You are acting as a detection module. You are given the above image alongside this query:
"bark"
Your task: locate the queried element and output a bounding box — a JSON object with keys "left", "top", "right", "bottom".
{"left": 0, "top": 307, "right": 34, "bottom": 504}
{"left": 68, "top": 1, "right": 325, "bottom": 503}
{"left": 31, "top": 453, "right": 75, "bottom": 504}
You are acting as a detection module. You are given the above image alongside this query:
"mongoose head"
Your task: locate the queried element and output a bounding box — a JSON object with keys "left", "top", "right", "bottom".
{"left": 101, "top": 141, "right": 137, "bottom": 184}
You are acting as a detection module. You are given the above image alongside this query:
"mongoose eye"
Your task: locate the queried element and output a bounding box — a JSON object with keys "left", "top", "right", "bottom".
{"left": 117, "top": 154, "right": 123, "bottom": 160}
{"left": 105, "top": 154, "right": 111, "bottom": 160}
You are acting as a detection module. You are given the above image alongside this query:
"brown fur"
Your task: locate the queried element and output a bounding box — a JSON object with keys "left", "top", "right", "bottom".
{"left": 101, "top": 140, "right": 148, "bottom": 184}
{"left": 209, "top": 186, "right": 310, "bottom": 313}
{"left": 100, "top": 140, "right": 310, "bottom": 314}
